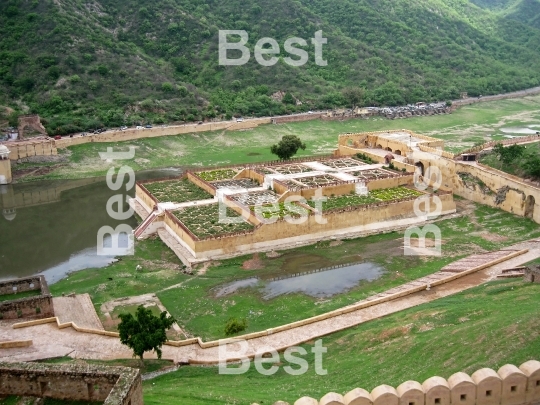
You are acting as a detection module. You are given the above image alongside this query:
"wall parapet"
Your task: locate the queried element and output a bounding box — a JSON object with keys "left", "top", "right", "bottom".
{"left": 0, "top": 276, "right": 54, "bottom": 320}
{"left": 418, "top": 144, "right": 456, "bottom": 159}
{"left": 0, "top": 361, "right": 142, "bottom": 405}
{"left": 288, "top": 360, "right": 540, "bottom": 405}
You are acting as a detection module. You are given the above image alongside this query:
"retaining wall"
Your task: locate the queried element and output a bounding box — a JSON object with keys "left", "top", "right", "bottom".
{"left": 290, "top": 361, "right": 540, "bottom": 405}
{"left": 0, "top": 362, "right": 142, "bottom": 405}
{"left": 0, "top": 276, "right": 54, "bottom": 320}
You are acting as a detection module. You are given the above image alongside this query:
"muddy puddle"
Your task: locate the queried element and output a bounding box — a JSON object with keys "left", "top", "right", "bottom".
{"left": 214, "top": 261, "right": 384, "bottom": 299}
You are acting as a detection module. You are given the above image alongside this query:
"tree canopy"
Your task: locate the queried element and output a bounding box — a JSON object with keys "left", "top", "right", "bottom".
{"left": 118, "top": 305, "right": 176, "bottom": 363}
{"left": 271, "top": 135, "right": 307, "bottom": 160}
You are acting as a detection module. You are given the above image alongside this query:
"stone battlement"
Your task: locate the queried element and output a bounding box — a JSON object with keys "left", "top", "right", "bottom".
{"left": 276, "top": 360, "right": 540, "bottom": 405}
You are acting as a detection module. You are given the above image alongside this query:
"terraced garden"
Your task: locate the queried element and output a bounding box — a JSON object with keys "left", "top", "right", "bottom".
{"left": 307, "top": 193, "right": 381, "bottom": 211}
{"left": 306, "top": 187, "right": 425, "bottom": 211}
{"left": 144, "top": 179, "right": 213, "bottom": 203}
{"left": 370, "top": 187, "right": 424, "bottom": 201}
{"left": 297, "top": 174, "right": 345, "bottom": 187}
{"left": 173, "top": 204, "right": 254, "bottom": 239}
{"left": 252, "top": 202, "right": 310, "bottom": 219}
{"left": 196, "top": 169, "right": 239, "bottom": 182}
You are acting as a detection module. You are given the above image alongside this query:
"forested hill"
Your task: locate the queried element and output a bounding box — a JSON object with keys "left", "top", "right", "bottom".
{"left": 1, "top": 0, "right": 540, "bottom": 135}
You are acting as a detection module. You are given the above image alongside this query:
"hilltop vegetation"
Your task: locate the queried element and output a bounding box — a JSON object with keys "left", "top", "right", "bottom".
{"left": 1, "top": 0, "right": 540, "bottom": 134}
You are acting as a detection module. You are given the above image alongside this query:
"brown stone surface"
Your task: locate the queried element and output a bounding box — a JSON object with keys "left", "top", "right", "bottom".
{"left": 53, "top": 294, "right": 104, "bottom": 330}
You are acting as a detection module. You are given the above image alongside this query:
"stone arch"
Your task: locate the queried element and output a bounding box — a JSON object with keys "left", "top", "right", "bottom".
{"left": 524, "top": 195, "right": 535, "bottom": 219}
{"left": 376, "top": 144, "right": 383, "bottom": 149}
{"left": 395, "top": 150, "right": 402, "bottom": 155}
{"left": 385, "top": 147, "right": 392, "bottom": 152}
{"left": 415, "top": 161, "right": 425, "bottom": 176}
{"left": 18, "top": 115, "right": 47, "bottom": 140}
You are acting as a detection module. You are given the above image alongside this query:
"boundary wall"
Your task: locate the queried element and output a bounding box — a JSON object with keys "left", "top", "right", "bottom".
{"left": 0, "top": 362, "right": 142, "bottom": 405}
{"left": 289, "top": 360, "right": 540, "bottom": 405}
{"left": 0, "top": 276, "right": 54, "bottom": 320}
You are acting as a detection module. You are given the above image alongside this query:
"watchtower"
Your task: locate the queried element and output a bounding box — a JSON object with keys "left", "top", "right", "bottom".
{"left": 0, "top": 145, "right": 12, "bottom": 184}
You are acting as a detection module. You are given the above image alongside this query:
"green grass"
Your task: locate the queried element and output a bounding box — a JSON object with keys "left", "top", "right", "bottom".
{"left": 479, "top": 144, "right": 540, "bottom": 178}
{"left": 173, "top": 204, "right": 254, "bottom": 239}
{"left": 49, "top": 201, "right": 540, "bottom": 342}
{"left": 141, "top": 278, "right": 540, "bottom": 405}
{"left": 143, "top": 179, "right": 212, "bottom": 203}
{"left": 307, "top": 192, "right": 380, "bottom": 211}
{"left": 0, "top": 289, "right": 42, "bottom": 302}
{"left": 14, "top": 95, "right": 540, "bottom": 182}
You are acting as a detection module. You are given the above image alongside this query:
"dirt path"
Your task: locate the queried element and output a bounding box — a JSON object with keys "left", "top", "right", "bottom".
{"left": 1, "top": 240, "right": 538, "bottom": 364}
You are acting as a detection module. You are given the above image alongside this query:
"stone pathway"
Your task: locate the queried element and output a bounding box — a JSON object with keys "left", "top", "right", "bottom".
{"left": 53, "top": 294, "right": 104, "bottom": 330}
{"left": 1, "top": 240, "right": 538, "bottom": 364}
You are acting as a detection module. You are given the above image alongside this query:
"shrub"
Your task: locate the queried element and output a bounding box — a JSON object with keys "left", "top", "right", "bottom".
{"left": 225, "top": 317, "right": 247, "bottom": 336}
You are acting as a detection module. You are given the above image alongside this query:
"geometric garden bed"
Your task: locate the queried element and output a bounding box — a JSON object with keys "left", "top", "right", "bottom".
{"left": 173, "top": 203, "right": 254, "bottom": 239}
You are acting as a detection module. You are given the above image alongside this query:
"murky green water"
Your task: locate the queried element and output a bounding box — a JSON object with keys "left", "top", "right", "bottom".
{"left": 214, "top": 261, "right": 384, "bottom": 299}
{"left": 0, "top": 168, "right": 182, "bottom": 283}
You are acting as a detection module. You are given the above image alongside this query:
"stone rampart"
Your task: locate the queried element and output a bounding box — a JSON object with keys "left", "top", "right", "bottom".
{"left": 288, "top": 361, "right": 540, "bottom": 405}
{"left": 0, "top": 362, "right": 142, "bottom": 405}
{"left": 0, "top": 276, "right": 54, "bottom": 320}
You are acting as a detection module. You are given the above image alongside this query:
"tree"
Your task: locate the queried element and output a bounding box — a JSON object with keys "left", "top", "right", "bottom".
{"left": 523, "top": 155, "right": 540, "bottom": 179}
{"left": 493, "top": 143, "right": 525, "bottom": 165}
{"left": 118, "top": 305, "right": 176, "bottom": 365}
{"left": 282, "top": 92, "right": 295, "bottom": 105}
{"left": 342, "top": 87, "right": 364, "bottom": 108}
{"left": 271, "top": 135, "right": 306, "bottom": 160}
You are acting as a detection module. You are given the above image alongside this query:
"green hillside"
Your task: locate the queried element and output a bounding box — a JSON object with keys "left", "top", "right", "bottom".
{"left": 1, "top": 0, "right": 540, "bottom": 135}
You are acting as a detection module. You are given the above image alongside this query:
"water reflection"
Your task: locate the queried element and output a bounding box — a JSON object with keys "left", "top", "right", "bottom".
{"left": 500, "top": 126, "right": 540, "bottom": 135}
{"left": 0, "top": 168, "right": 181, "bottom": 283}
{"left": 214, "top": 262, "right": 384, "bottom": 299}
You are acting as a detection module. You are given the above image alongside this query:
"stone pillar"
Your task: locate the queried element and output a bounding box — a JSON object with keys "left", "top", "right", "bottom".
{"left": 0, "top": 145, "right": 12, "bottom": 185}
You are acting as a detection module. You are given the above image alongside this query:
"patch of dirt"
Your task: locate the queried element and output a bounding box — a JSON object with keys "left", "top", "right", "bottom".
{"left": 418, "top": 323, "right": 434, "bottom": 332}
{"left": 406, "top": 238, "right": 445, "bottom": 248}
{"left": 243, "top": 253, "right": 264, "bottom": 270}
{"left": 138, "top": 259, "right": 181, "bottom": 272}
{"left": 477, "top": 232, "right": 508, "bottom": 242}
{"left": 377, "top": 325, "right": 412, "bottom": 341}
{"left": 12, "top": 164, "right": 65, "bottom": 181}
{"left": 196, "top": 261, "right": 216, "bottom": 275}
{"left": 266, "top": 250, "right": 282, "bottom": 258}
{"left": 329, "top": 240, "right": 343, "bottom": 247}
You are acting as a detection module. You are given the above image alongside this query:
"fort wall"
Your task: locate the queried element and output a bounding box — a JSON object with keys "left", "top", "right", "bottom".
{"left": 290, "top": 361, "right": 540, "bottom": 405}
{"left": 0, "top": 362, "right": 142, "bottom": 405}
{"left": 0, "top": 276, "right": 54, "bottom": 320}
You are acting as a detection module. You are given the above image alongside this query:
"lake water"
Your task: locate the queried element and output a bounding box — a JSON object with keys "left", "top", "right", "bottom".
{"left": 214, "top": 262, "right": 384, "bottom": 299}
{"left": 500, "top": 126, "right": 540, "bottom": 135}
{"left": 0, "top": 168, "right": 182, "bottom": 283}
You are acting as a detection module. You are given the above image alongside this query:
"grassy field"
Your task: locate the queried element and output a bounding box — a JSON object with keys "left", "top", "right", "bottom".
{"left": 15, "top": 95, "right": 540, "bottom": 182}
{"left": 49, "top": 201, "right": 540, "bottom": 341}
{"left": 143, "top": 278, "right": 540, "bottom": 404}
{"left": 8, "top": 278, "right": 539, "bottom": 405}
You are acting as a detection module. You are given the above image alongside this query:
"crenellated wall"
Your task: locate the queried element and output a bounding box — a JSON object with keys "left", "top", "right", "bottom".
{"left": 285, "top": 360, "right": 540, "bottom": 405}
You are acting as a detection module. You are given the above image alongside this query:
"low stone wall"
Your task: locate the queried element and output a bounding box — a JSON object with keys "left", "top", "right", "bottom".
{"left": 0, "top": 276, "right": 54, "bottom": 320}
{"left": 418, "top": 144, "right": 456, "bottom": 159}
{"left": 1, "top": 139, "right": 57, "bottom": 161}
{"left": 288, "top": 360, "right": 540, "bottom": 405}
{"left": 0, "top": 362, "right": 142, "bottom": 405}
{"left": 272, "top": 113, "right": 323, "bottom": 124}
{"left": 170, "top": 193, "right": 455, "bottom": 258}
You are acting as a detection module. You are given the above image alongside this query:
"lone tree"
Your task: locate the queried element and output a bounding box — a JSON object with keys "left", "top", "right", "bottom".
{"left": 271, "top": 135, "right": 306, "bottom": 160}
{"left": 342, "top": 86, "right": 364, "bottom": 108}
{"left": 118, "top": 305, "right": 176, "bottom": 365}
